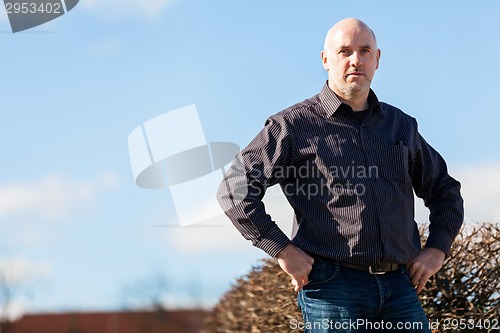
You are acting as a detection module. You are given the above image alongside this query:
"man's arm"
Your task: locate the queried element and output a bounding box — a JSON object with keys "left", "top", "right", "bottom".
{"left": 217, "top": 116, "right": 295, "bottom": 257}
{"left": 408, "top": 122, "right": 464, "bottom": 292}
{"left": 217, "top": 116, "right": 316, "bottom": 290}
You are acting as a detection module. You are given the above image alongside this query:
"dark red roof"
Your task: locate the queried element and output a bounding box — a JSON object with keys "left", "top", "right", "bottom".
{"left": 8, "top": 309, "right": 207, "bottom": 333}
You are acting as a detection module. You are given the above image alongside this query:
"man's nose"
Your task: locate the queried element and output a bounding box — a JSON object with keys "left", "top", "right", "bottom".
{"left": 350, "top": 52, "right": 362, "bottom": 67}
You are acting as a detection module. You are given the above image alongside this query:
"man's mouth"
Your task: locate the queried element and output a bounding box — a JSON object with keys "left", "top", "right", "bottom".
{"left": 347, "top": 71, "right": 364, "bottom": 77}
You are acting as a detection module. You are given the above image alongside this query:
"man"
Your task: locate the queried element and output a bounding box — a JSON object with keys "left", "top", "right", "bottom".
{"left": 217, "top": 18, "right": 463, "bottom": 332}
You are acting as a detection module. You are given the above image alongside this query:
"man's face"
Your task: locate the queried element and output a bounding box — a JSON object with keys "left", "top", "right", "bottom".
{"left": 322, "top": 24, "right": 380, "bottom": 101}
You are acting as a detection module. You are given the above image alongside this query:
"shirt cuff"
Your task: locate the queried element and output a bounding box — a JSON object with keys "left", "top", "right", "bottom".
{"left": 254, "top": 226, "right": 292, "bottom": 258}
{"left": 424, "top": 228, "right": 454, "bottom": 255}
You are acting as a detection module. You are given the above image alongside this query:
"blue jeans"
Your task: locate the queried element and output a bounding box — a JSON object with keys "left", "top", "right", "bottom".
{"left": 296, "top": 259, "right": 431, "bottom": 332}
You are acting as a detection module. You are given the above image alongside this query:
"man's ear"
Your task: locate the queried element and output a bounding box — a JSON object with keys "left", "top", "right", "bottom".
{"left": 376, "top": 49, "right": 381, "bottom": 69}
{"left": 321, "top": 50, "right": 329, "bottom": 71}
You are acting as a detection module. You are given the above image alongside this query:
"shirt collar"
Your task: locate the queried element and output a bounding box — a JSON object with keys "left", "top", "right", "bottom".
{"left": 318, "top": 81, "right": 382, "bottom": 118}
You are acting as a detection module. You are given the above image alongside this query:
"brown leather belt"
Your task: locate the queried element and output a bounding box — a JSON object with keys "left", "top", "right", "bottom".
{"left": 340, "top": 262, "right": 401, "bottom": 275}
{"left": 312, "top": 255, "right": 402, "bottom": 275}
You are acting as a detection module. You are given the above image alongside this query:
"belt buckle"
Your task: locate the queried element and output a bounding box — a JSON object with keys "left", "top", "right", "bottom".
{"left": 368, "top": 266, "right": 386, "bottom": 275}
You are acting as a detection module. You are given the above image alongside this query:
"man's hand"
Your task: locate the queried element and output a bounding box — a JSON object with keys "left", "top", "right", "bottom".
{"left": 276, "top": 244, "right": 314, "bottom": 292}
{"left": 406, "top": 247, "right": 445, "bottom": 294}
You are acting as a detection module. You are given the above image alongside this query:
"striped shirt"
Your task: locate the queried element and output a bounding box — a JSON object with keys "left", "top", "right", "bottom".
{"left": 217, "top": 82, "right": 464, "bottom": 265}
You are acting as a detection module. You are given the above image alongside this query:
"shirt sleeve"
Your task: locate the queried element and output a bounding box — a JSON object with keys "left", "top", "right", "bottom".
{"left": 408, "top": 119, "right": 464, "bottom": 255}
{"left": 216, "top": 115, "right": 295, "bottom": 257}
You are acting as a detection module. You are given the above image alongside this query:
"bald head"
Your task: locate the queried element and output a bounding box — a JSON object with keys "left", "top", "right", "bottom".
{"left": 320, "top": 18, "right": 381, "bottom": 109}
{"left": 324, "top": 18, "right": 377, "bottom": 51}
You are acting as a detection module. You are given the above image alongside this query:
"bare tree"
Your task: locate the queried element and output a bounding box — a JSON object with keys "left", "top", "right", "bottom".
{"left": 0, "top": 261, "right": 26, "bottom": 333}
{"left": 121, "top": 272, "right": 171, "bottom": 311}
{"left": 120, "top": 271, "right": 207, "bottom": 333}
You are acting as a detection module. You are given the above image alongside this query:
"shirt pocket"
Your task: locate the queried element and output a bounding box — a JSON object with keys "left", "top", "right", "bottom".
{"left": 376, "top": 144, "right": 410, "bottom": 183}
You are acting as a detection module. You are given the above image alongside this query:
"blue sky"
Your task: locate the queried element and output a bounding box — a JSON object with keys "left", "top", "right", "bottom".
{"left": 0, "top": 0, "right": 499, "bottom": 317}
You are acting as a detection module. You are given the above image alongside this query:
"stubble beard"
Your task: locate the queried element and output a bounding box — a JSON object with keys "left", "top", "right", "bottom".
{"left": 335, "top": 78, "right": 371, "bottom": 101}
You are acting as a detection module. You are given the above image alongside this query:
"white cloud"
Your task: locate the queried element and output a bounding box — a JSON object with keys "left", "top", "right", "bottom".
{"left": 86, "top": 38, "right": 123, "bottom": 57}
{"left": 452, "top": 162, "right": 500, "bottom": 223}
{"left": 16, "top": 227, "right": 55, "bottom": 247}
{"left": 0, "top": 256, "right": 51, "bottom": 283}
{"left": 164, "top": 217, "right": 255, "bottom": 254}
{"left": 81, "top": 0, "right": 178, "bottom": 20}
{"left": 0, "top": 172, "right": 119, "bottom": 220}
{"left": 165, "top": 186, "right": 294, "bottom": 254}
{"left": 416, "top": 161, "right": 500, "bottom": 225}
